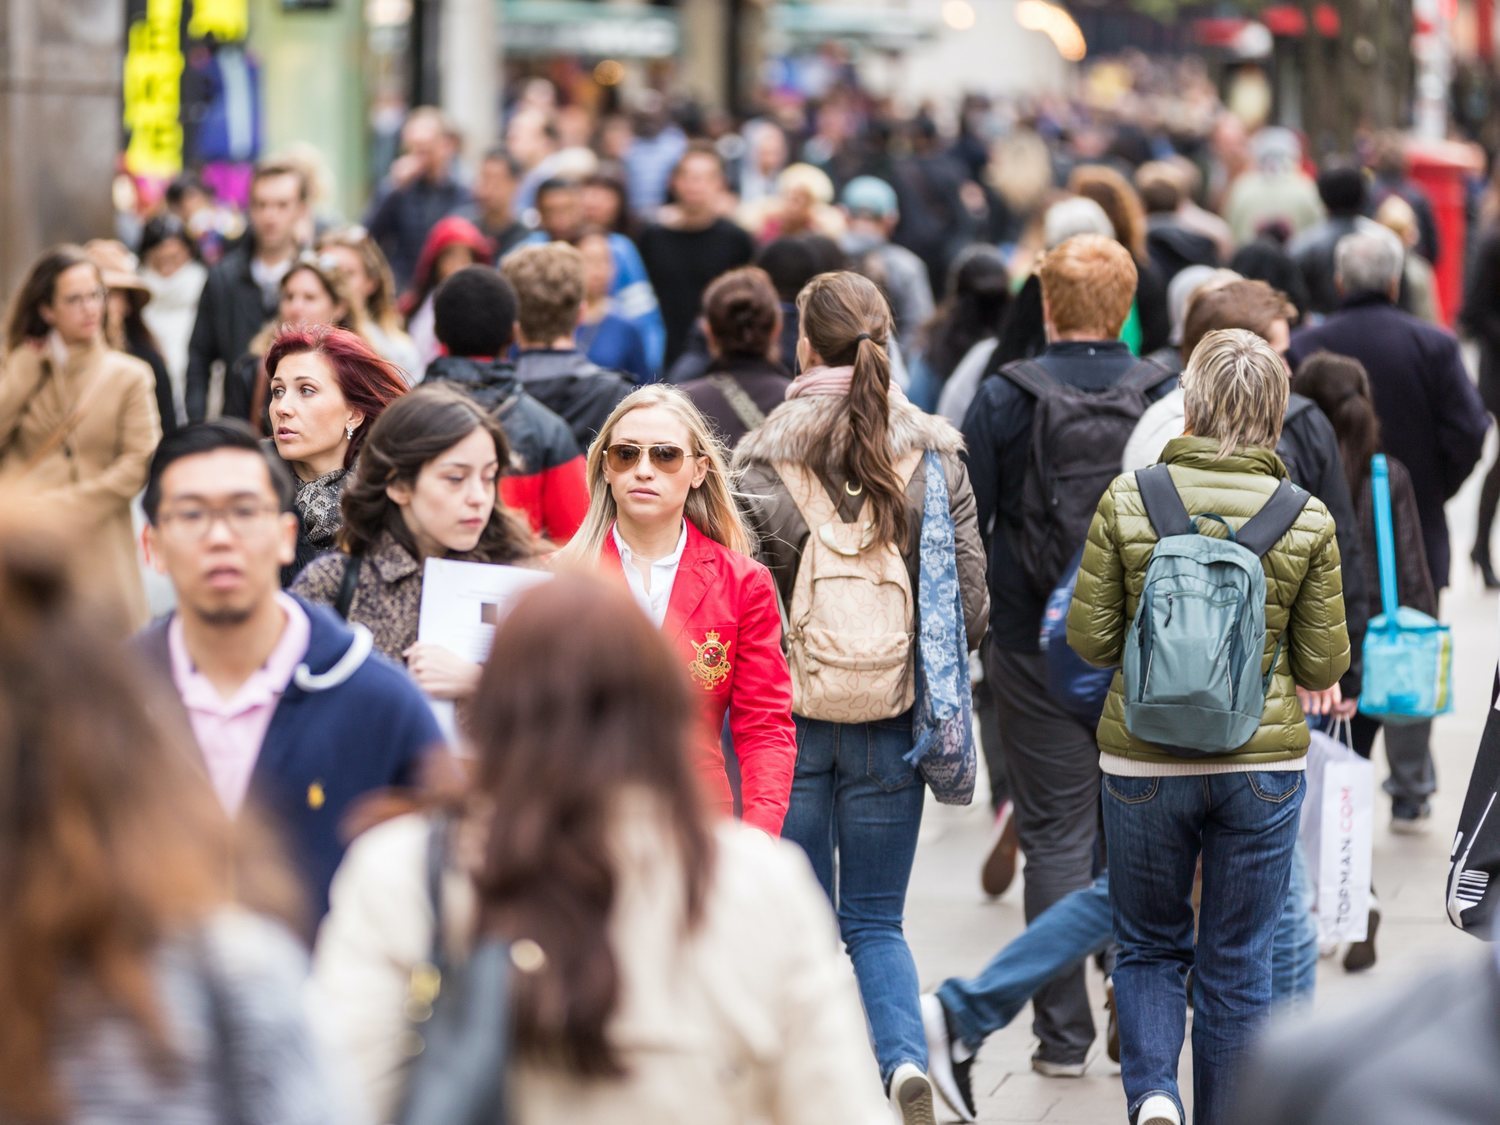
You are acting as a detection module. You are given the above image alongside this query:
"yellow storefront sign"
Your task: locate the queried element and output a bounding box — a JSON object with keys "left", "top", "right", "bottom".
{"left": 123, "top": 0, "right": 248, "bottom": 178}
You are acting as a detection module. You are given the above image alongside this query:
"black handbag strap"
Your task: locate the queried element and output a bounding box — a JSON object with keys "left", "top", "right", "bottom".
{"left": 334, "top": 554, "right": 362, "bottom": 620}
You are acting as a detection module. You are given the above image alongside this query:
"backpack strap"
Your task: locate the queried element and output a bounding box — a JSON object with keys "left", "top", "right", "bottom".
{"left": 1135, "top": 464, "right": 1194, "bottom": 539}
{"left": 1117, "top": 356, "right": 1177, "bottom": 394}
{"left": 996, "top": 359, "right": 1060, "bottom": 400}
{"left": 334, "top": 554, "right": 362, "bottom": 621}
{"left": 1235, "top": 479, "right": 1310, "bottom": 558}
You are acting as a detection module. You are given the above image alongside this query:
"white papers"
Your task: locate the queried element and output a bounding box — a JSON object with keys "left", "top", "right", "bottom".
{"left": 417, "top": 558, "right": 552, "bottom": 740}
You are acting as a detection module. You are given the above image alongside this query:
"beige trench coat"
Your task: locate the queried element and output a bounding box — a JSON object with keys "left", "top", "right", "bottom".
{"left": 0, "top": 340, "right": 161, "bottom": 630}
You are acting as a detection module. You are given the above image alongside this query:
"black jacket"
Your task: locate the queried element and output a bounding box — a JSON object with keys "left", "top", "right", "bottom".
{"left": 961, "top": 340, "right": 1177, "bottom": 651}
{"left": 679, "top": 354, "right": 792, "bottom": 450}
{"left": 1460, "top": 225, "right": 1500, "bottom": 414}
{"left": 1289, "top": 293, "right": 1491, "bottom": 587}
{"left": 364, "top": 174, "right": 473, "bottom": 290}
{"left": 512, "top": 349, "right": 634, "bottom": 450}
{"left": 1146, "top": 217, "right": 1220, "bottom": 287}
{"left": 423, "top": 355, "right": 588, "bottom": 542}
{"left": 1278, "top": 394, "right": 1370, "bottom": 694}
{"left": 184, "top": 241, "right": 280, "bottom": 422}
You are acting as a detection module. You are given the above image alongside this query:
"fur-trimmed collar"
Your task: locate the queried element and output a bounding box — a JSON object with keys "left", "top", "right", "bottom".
{"left": 734, "top": 396, "right": 964, "bottom": 469}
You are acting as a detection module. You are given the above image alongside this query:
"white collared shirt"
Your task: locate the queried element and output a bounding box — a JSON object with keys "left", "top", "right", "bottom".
{"left": 613, "top": 521, "right": 688, "bottom": 629}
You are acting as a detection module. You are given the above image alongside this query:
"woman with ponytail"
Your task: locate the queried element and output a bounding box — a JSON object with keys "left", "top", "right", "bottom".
{"left": 557, "top": 384, "right": 797, "bottom": 836}
{"left": 1293, "top": 352, "right": 1438, "bottom": 940}
{"left": 735, "top": 270, "right": 989, "bottom": 1121}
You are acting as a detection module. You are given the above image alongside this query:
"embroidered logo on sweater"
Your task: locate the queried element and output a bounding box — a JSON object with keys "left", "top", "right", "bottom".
{"left": 689, "top": 631, "right": 732, "bottom": 690}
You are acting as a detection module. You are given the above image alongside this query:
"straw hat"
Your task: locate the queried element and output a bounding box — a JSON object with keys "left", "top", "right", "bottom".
{"left": 84, "top": 239, "right": 151, "bottom": 308}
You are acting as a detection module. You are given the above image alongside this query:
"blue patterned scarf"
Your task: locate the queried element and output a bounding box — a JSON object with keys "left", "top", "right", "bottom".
{"left": 908, "top": 450, "right": 976, "bottom": 804}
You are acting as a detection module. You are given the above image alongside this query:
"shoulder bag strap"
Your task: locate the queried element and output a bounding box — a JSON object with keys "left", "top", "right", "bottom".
{"left": 1236, "top": 478, "right": 1312, "bottom": 558}
{"left": 334, "top": 554, "right": 362, "bottom": 621}
{"left": 1368, "top": 453, "right": 1400, "bottom": 616}
{"left": 996, "top": 358, "right": 1059, "bottom": 401}
{"left": 15, "top": 361, "right": 106, "bottom": 475}
{"left": 707, "top": 374, "right": 767, "bottom": 433}
{"left": 1134, "top": 464, "right": 1194, "bottom": 540}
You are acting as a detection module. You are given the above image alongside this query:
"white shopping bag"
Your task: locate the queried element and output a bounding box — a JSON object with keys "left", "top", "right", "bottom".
{"left": 1299, "top": 719, "right": 1374, "bottom": 943}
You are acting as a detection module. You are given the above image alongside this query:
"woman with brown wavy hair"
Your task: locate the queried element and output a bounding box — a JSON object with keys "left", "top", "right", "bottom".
{"left": 310, "top": 572, "right": 887, "bottom": 1122}
{"left": 293, "top": 382, "right": 544, "bottom": 698}
{"left": 1068, "top": 164, "right": 1173, "bottom": 355}
{"left": 0, "top": 507, "right": 331, "bottom": 1122}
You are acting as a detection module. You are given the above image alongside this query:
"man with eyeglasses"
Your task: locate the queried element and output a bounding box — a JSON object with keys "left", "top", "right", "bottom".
{"left": 136, "top": 420, "right": 442, "bottom": 923}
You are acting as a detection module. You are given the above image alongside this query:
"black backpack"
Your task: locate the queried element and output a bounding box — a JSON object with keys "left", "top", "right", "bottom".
{"left": 1000, "top": 357, "right": 1176, "bottom": 593}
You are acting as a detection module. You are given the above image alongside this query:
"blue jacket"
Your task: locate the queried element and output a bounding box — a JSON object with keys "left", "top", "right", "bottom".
{"left": 137, "top": 597, "right": 443, "bottom": 920}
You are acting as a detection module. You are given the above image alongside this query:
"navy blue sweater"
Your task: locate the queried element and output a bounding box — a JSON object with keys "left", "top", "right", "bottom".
{"left": 138, "top": 597, "right": 443, "bottom": 920}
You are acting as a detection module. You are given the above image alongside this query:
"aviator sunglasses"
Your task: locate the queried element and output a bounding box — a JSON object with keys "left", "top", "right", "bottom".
{"left": 605, "top": 442, "right": 695, "bottom": 474}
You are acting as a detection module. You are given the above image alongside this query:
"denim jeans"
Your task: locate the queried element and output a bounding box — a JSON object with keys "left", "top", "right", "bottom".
{"left": 782, "top": 712, "right": 926, "bottom": 1084}
{"left": 1270, "top": 840, "right": 1317, "bottom": 1009}
{"left": 1103, "top": 770, "right": 1304, "bottom": 1125}
{"left": 939, "top": 873, "right": 1113, "bottom": 1052}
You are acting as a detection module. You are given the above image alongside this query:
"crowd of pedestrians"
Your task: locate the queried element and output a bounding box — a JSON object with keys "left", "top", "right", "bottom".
{"left": 3, "top": 73, "right": 1500, "bottom": 1125}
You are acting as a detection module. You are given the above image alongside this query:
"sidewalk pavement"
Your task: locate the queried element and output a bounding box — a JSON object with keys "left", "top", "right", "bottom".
{"left": 906, "top": 458, "right": 1499, "bottom": 1123}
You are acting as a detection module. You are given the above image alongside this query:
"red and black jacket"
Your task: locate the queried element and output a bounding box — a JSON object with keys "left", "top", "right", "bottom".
{"left": 423, "top": 355, "right": 589, "bottom": 543}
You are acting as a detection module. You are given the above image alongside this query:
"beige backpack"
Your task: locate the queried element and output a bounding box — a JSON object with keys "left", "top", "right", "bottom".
{"left": 776, "top": 452, "right": 924, "bottom": 723}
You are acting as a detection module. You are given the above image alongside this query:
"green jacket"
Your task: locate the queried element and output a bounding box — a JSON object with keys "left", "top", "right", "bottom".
{"left": 1067, "top": 436, "right": 1351, "bottom": 766}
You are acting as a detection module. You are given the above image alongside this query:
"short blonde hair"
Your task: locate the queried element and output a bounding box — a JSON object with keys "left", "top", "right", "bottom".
{"left": 501, "top": 242, "right": 584, "bottom": 343}
{"left": 1181, "top": 328, "right": 1289, "bottom": 456}
{"left": 1039, "top": 234, "right": 1137, "bottom": 338}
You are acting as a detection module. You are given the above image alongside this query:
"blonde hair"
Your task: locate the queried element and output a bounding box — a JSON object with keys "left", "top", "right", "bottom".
{"left": 557, "top": 386, "right": 751, "bottom": 565}
{"left": 1181, "top": 328, "right": 1289, "bottom": 457}
{"left": 1039, "top": 234, "right": 1137, "bottom": 338}
{"left": 796, "top": 271, "right": 908, "bottom": 547}
{"left": 502, "top": 242, "right": 585, "bottom": 343}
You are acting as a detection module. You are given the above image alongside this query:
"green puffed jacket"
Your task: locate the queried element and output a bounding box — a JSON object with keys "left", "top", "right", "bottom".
{"left": 1066, "top": 436, "right": 1351, "bottom": 767}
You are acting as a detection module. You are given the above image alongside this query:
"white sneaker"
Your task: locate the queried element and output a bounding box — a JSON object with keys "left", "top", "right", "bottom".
{"left": 1137, "top": 1093, "right": 1181, "bottom": 1125}
{"left": 888, "top": 1062, "right": 936, "bottom": 1125}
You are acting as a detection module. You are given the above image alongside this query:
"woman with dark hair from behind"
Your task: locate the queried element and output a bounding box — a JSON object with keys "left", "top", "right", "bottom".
{"left": 293, "top": 383, "right": 544, "bottom": 698}
{"left": 679, "top": 266, "right": 792, "bottom": 448}
{"left": 908, "top": 246, "right": 1010, "bottom": 414}
{"left": 265, "top": 323, "right": 409, "bottom": 582}
{"left": 0, "top": 506, "right": 335, "bottom": 1123}
{"left": 1293, "top": 351, "right": 1439, "bottom": 855}
{"left": 735, "top": 271, "right": 989, "bottom": 1120}
{"left": 310, "top": 573, "right": 888, "bottom": 1122}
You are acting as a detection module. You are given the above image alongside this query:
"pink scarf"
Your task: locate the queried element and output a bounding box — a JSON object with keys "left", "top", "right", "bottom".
{"left": 786, "top": 364, "right": 910, "bottom": 404}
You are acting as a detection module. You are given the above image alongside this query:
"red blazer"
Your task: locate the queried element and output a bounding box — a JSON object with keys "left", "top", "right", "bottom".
{"left": 602, "top": 520, "right": 796, "bottom": 834}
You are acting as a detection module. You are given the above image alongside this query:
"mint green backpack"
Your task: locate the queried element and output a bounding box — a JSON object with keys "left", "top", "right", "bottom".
{"left": 1122, "top": 465, "right": 1309, "bottom": 756}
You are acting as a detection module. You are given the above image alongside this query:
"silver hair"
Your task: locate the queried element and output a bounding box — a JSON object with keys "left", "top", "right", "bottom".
{"left": 1335, "top": 227, "right": 1405, "bottom": 296}
{"left": 1043, "top": 197, "right": 1115, "bottom": 249}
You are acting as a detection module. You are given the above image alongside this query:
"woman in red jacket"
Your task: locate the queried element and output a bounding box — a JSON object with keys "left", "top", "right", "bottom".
{"left": 558, "top": 385, "right": 796, "bottom": 834}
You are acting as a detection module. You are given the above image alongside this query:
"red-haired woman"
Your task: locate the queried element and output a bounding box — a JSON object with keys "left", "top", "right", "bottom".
{"left": 311, "top": 573, "right": 888, "bottom": 1122}
{"left": 265, "top": 324, "right": 408, "bottom": 581}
